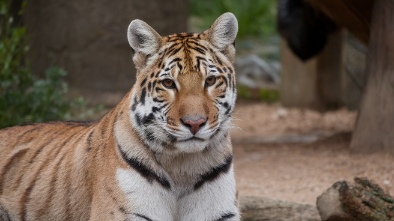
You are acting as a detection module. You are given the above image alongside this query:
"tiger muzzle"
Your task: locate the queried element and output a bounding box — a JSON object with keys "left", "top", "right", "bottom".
{"left": 180, "top": 116, "right": 207, "bottom": 135}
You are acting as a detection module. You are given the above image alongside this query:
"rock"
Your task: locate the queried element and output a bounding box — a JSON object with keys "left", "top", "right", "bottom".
{"left": 240, "top": 196, "right": 321, "bottom": 221}
{"left": 235, "top": 54, "right": 280, "bottom": 89}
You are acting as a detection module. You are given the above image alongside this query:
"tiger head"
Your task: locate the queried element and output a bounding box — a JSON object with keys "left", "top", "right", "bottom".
{"left": 127, "top": 13, "right": 238, "bottom": 154}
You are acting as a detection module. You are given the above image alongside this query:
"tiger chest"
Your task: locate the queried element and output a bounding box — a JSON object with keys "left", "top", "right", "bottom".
{"left": 115, "top": 165, "right": 238, "bottom": 221}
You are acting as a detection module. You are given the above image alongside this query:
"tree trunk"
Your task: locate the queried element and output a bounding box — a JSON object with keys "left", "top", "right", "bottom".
{"left": 351, "top": 0, "right": 394, "bottom": 153}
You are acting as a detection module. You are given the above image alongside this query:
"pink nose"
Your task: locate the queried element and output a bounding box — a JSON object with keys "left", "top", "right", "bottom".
{"left": 181, "top": 116, "right": 207, "bottom": 135}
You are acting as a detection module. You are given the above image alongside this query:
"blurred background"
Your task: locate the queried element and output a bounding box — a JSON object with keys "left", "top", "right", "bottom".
{"left": 0, "top": 0, "right": 368, "bottom": 126}
{"left": 1, "top": 0, "right": 394, "bottom": 212}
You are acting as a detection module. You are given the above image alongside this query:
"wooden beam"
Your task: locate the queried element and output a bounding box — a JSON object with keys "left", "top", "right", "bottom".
{"left": 306, "top": 0, "right": 373, "bottom": 43}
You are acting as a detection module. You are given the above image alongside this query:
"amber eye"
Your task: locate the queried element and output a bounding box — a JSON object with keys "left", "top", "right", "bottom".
{"left": 162, "top": 79, "right": 176, "bottom": 89}
{"left": 205, "top": 76, "right": 216, "bottom": 87}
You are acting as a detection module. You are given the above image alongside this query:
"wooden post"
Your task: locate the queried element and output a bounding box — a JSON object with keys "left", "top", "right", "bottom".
{"left": 280, "top": 30, "right": 344, "bottom": 111}
{"left": 351, "top": 0, "right": 394, "bottom": 153}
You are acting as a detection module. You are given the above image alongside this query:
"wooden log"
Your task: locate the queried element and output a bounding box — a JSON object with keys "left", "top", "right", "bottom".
{"left": 240, "top": 196, "right": 321, "bottom": 221}
{"left": 317, "top": 177, "right": 394, "bottom": 221}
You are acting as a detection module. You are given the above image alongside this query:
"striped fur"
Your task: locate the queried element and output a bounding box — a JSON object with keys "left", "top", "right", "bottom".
{"left": 0, "top": 13, "right": 239, "bottom": 221}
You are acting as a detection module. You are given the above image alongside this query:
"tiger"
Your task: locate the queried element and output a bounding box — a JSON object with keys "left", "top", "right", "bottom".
{"left": 0, "top": 12, "right": 239, "bottom": 221}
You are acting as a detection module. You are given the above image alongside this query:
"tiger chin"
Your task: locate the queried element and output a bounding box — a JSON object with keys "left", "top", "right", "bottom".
{"left": 0, "top": 12, "right": 240, "bottom": 221}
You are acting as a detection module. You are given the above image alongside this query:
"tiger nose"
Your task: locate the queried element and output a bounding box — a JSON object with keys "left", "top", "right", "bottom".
{"left": 181, "top": 116, "right": 207, "bottom": 135}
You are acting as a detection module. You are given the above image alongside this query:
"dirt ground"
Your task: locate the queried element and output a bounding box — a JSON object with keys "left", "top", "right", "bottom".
{"left": 231, "top": 102, "right": 394, "bottom": 206}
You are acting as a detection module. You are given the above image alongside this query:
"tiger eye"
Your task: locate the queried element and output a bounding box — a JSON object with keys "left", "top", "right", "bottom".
{"left": 162, "top": 79, "right": 176, "bottom": 89}
{"left": 205, "top": 76, "right": 216, "bottom": 87}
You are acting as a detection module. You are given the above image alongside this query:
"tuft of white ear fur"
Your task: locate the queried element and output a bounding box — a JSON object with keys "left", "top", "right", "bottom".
{"left": 207, "top": 12, "right": 238, "bottom": 50}
{"left": 127, "top": 19, "right": 162, "bottom": 56}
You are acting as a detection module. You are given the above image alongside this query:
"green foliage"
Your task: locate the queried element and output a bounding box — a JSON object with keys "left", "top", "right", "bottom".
{"left": 237, "top": 85, "right": 279, "bottom": 103}
{"left": 258, "top": 88, "right": 279, "bottom": 102}
{"left": 189, "top": 0, "right": 277, "bottom": 38}
{"left": 0, "top": 1, "right": 84, "bottom": 129}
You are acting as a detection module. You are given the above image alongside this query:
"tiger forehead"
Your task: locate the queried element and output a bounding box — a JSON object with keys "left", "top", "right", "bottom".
{"left": 162, "top": 32, "right": 205, "bottom": 42}
{"left": 156, "top": 32, "right": 226, "bottom": 76}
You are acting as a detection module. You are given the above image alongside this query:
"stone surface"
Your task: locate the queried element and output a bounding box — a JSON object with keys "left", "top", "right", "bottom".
{"left": 24, "top": 0, "right": 188, "bottom": 105}
{"left": 235, "top": 54, "right": 280, "bottom": 89}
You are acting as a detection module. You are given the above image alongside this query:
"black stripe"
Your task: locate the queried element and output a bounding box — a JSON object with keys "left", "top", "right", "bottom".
{"left": 145, "top": 129, "right": 155, "bottom": 141}
{"left": 86, "top": 130, "right": 93, "bottom": 152}
{"left": 220, "top": 102, "right": 229, "bottom": 109}
{"left": 215, "top": 81, "right": 224, "bottom": 88}
{"left": 152, "top": 103, "right": 168, "bottom": 113}
{"left": 140, "top": 88, "right": 146, "bottom": 105}
{"left": 222, "top": 75, "right": 228, "bottom": 86}
{"left": 168, "top": 57, "right": 182, "bottom": 65}
{"left": 194, "top": 156, "right": 233, "bottom": 190}
{"left": 227, "top": 73, "right": 232, "bottom": 88}
{"left": 134, "top": 213, "right": 154, "bottom": 221}
{"left": 140, "top": 77, "right": 147, "bottom": 87}
{"left": 131, "top": 96, "right": 138, "bottom": 111}
{"left": 135, "top": 113, "right": 142, "bottom": 126}
{"left": 177, "top": 62, "right": 183, "bottom": 71}
{"left": 214, "top": 212, "right": 235, "bottom": 221}
{"left": 0, "top": 148, "right": 29, "bottom": 195}
{"left": 153, "top": 97, "right": 164, "bottom": 103}
{"left": 215, "top": 55, "right": 223, "bottom": 66}
{"left": 169, "top": 46, "right": 182, "bottom": 56}
{"left": 155, "top": 87, "right": 164, "bottom": 93}
{"left": 118, "top": 144, "right": 171, "bottom": 189}
{"left": 21, "top": 141, "right": 65, "bottom": 221}
{"left": 190, "top": 46, "right": 206, "bottom": 55}
{"left": 0, "top": 204, "right": 11, "bottom": 221}
{"left": 196, "top": 56, "right": 206, "bottom": 70}
{"left": 141, "top": 113, "right": 155, "bottom": 126}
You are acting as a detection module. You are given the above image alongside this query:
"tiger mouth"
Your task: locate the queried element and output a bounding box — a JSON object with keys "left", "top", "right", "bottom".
{"left": 178, "top": 137, "right": 206, "bottom": 143}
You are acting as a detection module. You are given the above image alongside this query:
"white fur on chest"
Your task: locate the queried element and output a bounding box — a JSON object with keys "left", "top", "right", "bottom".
{"left": 116, "top": 166, "right": 239, "bottom": 221}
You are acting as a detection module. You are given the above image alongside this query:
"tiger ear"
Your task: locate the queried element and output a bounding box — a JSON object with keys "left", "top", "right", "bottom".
{"left": 206, "top": 12, "right": 238, "bottom": 62}
{"left": 127, "top": 19, "right": 162, "bottom": 70}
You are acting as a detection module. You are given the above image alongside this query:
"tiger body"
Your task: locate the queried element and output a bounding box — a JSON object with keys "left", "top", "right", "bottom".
{"left": 0, "top": 13, "right": 239, "bottom": 221}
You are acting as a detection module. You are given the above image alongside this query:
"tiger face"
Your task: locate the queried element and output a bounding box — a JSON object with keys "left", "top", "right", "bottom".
{"left": 128, "top": 13, "right": 238, "bottom": 154}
